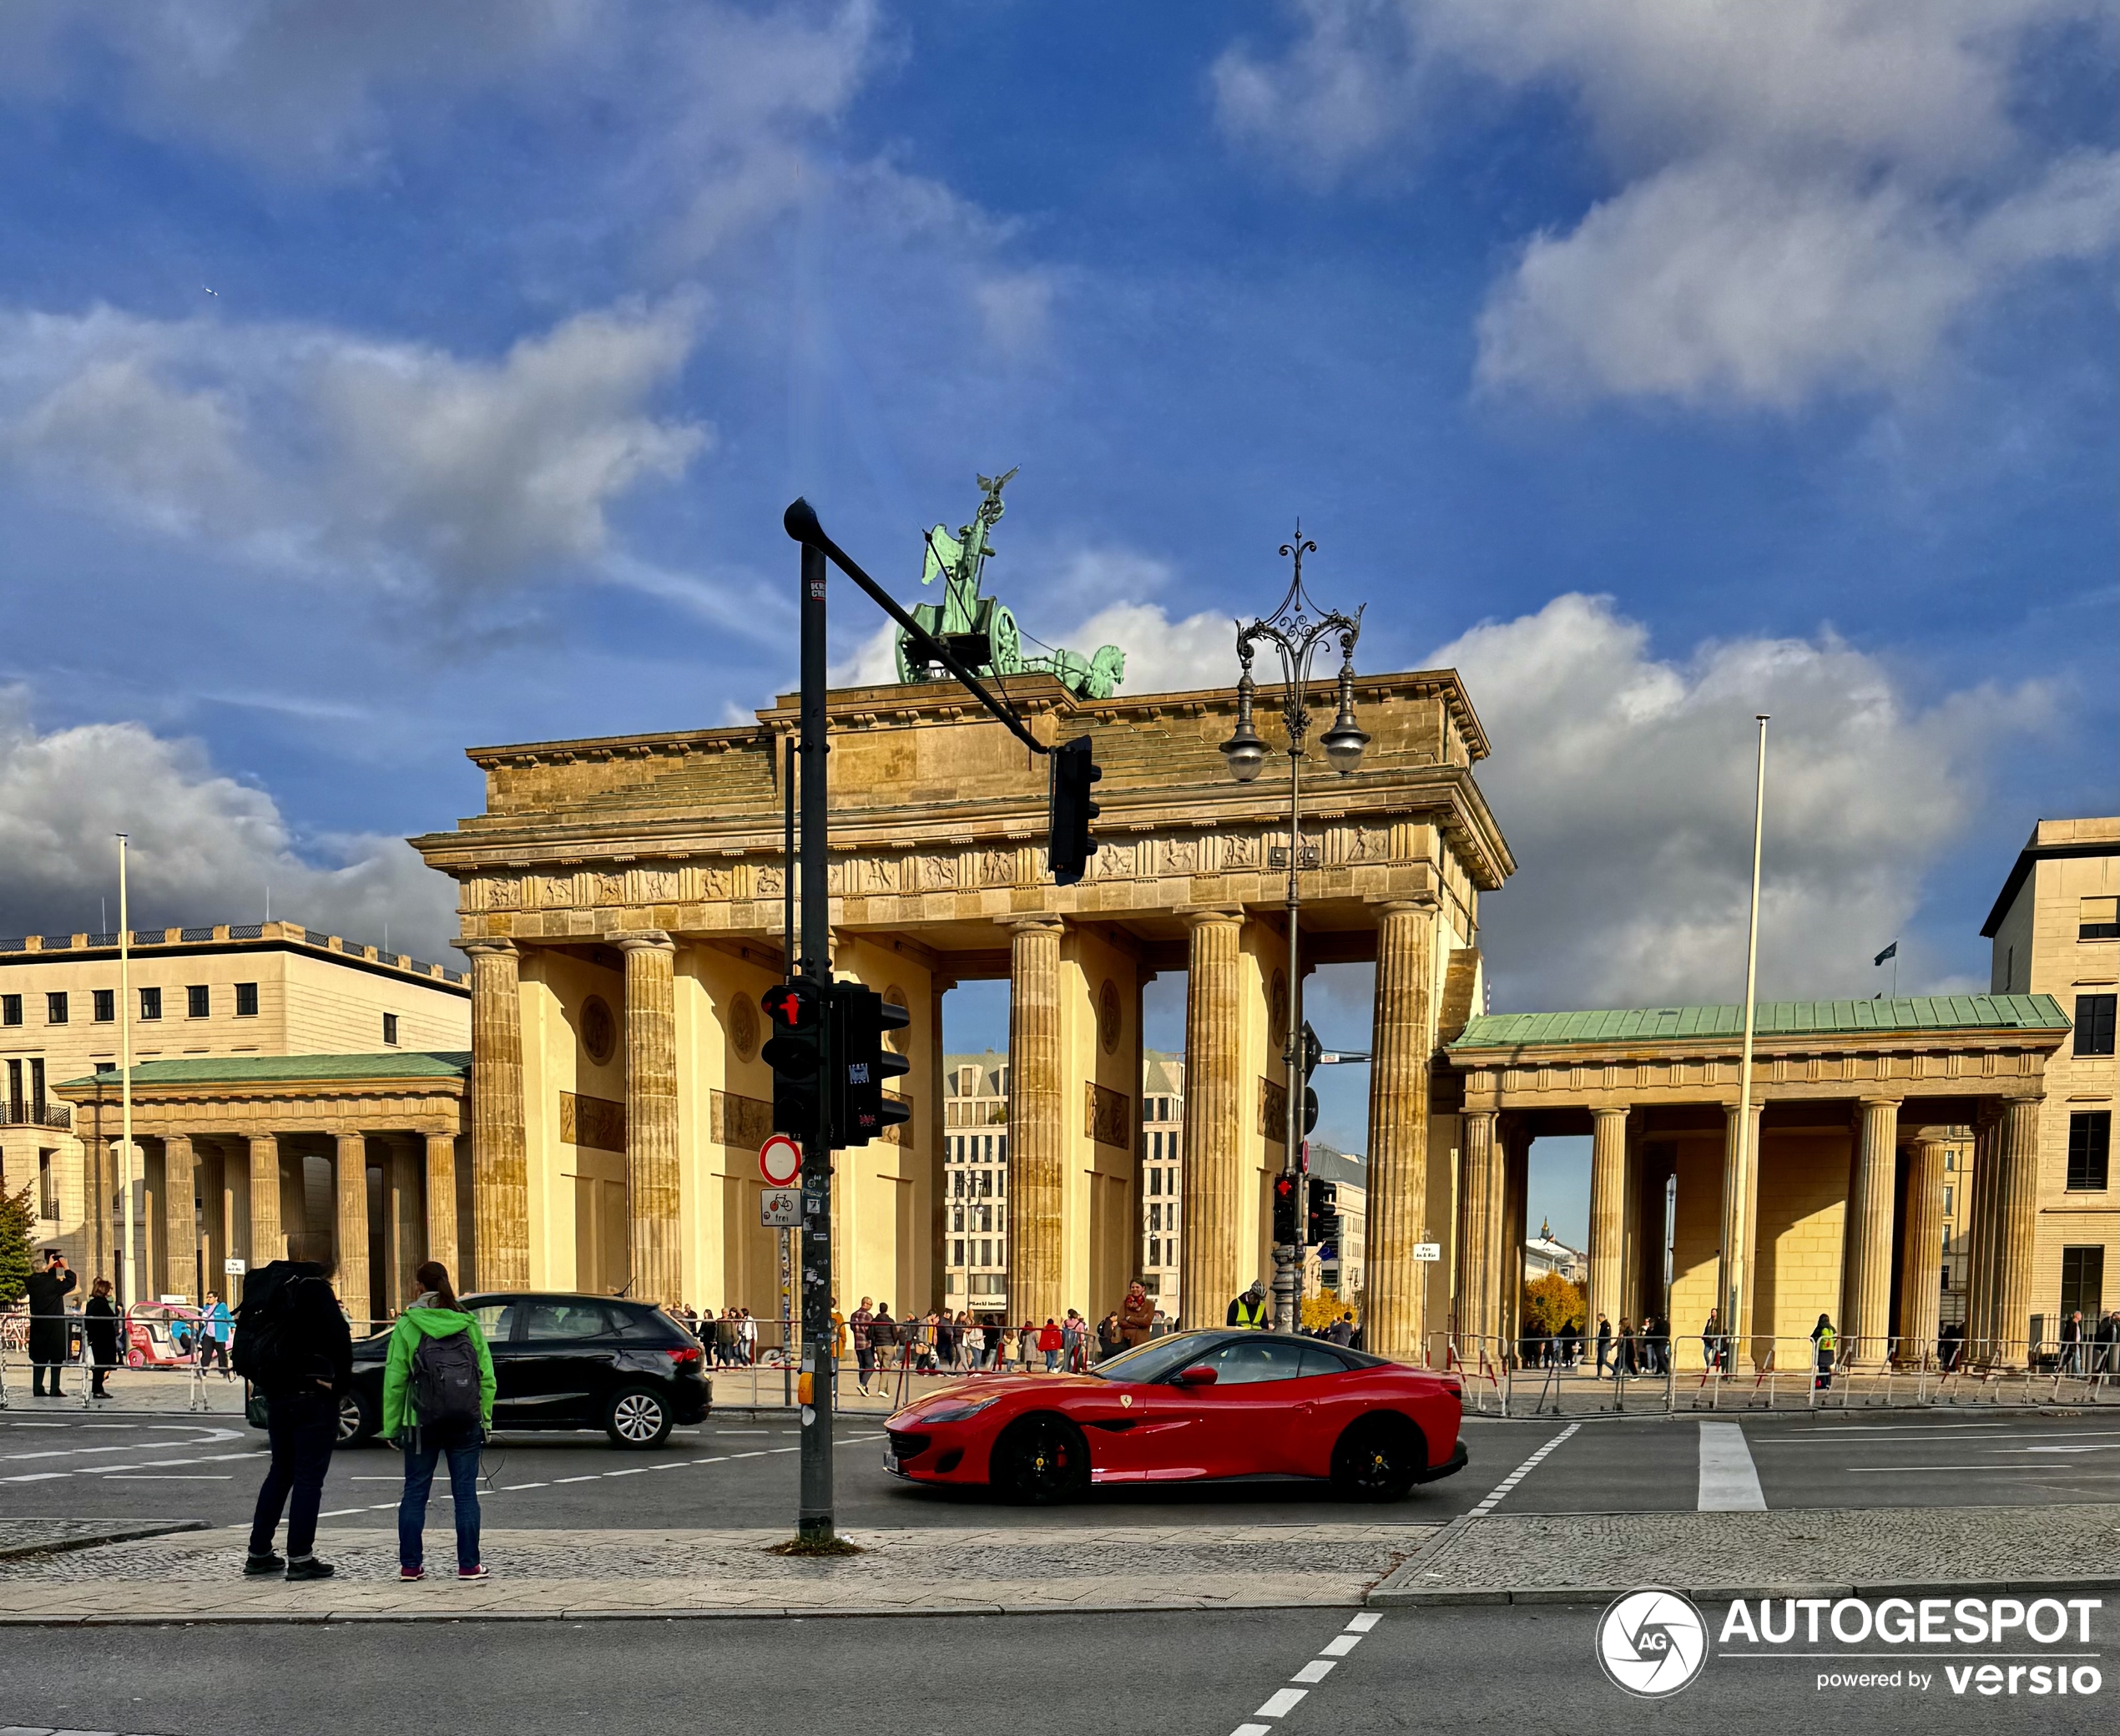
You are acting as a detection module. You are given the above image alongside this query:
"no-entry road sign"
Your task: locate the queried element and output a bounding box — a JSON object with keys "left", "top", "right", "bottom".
{"left": 760, "top": 1133, "right": 803, "bottom": 1188}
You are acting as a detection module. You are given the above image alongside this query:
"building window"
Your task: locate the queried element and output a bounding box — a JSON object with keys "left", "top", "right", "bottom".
{"left": 29, "top": 1058, "right": 42, "bottom": 1113}
{"left": 383, "top": 1012, "right": 399, "bottom": 1046}
{"left": 2060, "top": 1245, "right": 2106, "bottom": 1321}
{"left": 93, "top": 989, "right": 115, "bottom": 1022}
{"left": 138, "top": 987, "right": 161, "bottom": 1021}
{"left": 187, "top": 984, "right": 209, "bottom": 1018}
{"left": 951, "top": 1239, "right": 965, "bottom": 1266}
{"left": 5, "top": 1058, "right": 18, "bottom": 1114}
{"left": 46, "top": 992, "right": 67, "bottom": 1025}
{"left": 235, "top": 982, "right": 258, "bottom": 1017}
{"left": 37, "top": 1152, "right": 58, "bottom": 1222}
{"left": 2082, "top": 896, "right": 2119, "bottom": 941}
{"left": 2066, "top": 1111, "right": 2111, "bottom": 1192}
{"left": 1943, "top": 1185, "right": 1955, "bottom": 1216}
{"left": 1945, "top": 1149, "right": 1956, "bottom": 1172}
{"left": 1, "top": 994, "right": 18, "bottom": 1027}
{"left": 2074, "top": 994, "right": 2116, "bottom": 1057}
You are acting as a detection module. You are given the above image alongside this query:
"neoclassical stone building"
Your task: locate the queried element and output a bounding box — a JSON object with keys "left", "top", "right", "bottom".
{"left": 412, "top": 669, "right": 1504, "bottom": 1356}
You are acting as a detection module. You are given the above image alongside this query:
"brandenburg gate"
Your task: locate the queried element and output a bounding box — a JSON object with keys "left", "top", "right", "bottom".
{"left": 412, "top": 669, "right": 1507, "bottom": 1359}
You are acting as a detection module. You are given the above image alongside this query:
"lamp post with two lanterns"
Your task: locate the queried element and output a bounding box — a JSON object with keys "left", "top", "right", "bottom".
{"left": 1219, "top": 524, "right": 1367, "bottom": 1335}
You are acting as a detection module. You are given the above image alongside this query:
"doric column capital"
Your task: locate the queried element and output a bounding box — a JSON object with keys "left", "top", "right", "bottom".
{"left": 1590, "top": 1105, "right": 1629, "bottom": 1125}
{"left": 613, "top": 929, "right": 675, "bottom": 955}
{"left": 1002, "top": 914, "right": 1066, "bottom": 937}
{"left": 1371, "top": 896, "right": 1437, "bottom": 916}
{"left": 1182, "top": 907, "right": 1244, "bottom": 931}
{"left": 1857, "top": 1094, "right": 1905, "bottom": 1108}
{"left": 460, "top": 936, "right": 518, "bottom": 958}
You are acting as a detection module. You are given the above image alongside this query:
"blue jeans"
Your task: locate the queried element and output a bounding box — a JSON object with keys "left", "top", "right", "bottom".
{"left": 398, "top": 1430, "right": 482, "bottom": 1572}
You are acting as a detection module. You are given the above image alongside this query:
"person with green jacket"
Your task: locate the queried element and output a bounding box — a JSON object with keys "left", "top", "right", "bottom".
{"left": 382, "top": 1261, "right": 496, "bottom": 1582}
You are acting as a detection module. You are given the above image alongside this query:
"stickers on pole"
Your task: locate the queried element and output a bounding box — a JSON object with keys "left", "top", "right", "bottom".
{"left": 760, "top": 1133, "right": 802, "bottom": 1187}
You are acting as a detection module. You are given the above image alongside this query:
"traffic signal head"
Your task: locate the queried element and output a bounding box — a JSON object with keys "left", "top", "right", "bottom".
{"left": 761, "top": 980, "right": 826, "bottom": 1139}
{"left": 1306, "top": 1177, "right": 1340, "bottom": 1249}
{"left": 1272, "top": 1172, "right": 1300, "bottom": 1245}
{"left": 833, "top": 983, "right": 912, "bottom": 1147}
{"left": 1047, "top": 734, "right": 1101, "bottom": 886}
{"left": 1299, "top": 1022, "right": 1323, "bottom": 1135}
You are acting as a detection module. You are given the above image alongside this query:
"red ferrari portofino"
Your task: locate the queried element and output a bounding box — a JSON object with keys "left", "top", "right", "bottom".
{"left": 883, "top": 1328, "right": 1466, "bottom": 1503}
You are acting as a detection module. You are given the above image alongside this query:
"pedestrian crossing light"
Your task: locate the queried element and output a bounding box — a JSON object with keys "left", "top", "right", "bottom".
{"left": 1307, "top": 1177, "right": 1340, "bottom": 1249}
{"left": 833, "top": 983, "right": 911, "bottom": 1147}
{"left": 1272, "top": 1172, "right": 1300, "bottom": 1245}
{"left": 1048, "top": 734, "right": 1100, "bottom": 886}
{"left": 761, "top": 980, "right": 826, "bottom": 1142}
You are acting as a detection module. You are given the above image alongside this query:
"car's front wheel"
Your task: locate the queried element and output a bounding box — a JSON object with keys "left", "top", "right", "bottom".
{"left": 1330, "top": 1413, "right": 1423, "bottom": 1501}
{"left": 604, "top": 1385, "right": 673, "bottom": 1448}
{"left": 989, "top": 1414, "right": 1088, "bottom": 1506}
{"left": 336, "top": 1390, "right": 377, "bottom": 1446}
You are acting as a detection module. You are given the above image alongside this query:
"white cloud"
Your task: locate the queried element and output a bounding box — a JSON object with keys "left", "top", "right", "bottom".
{"left": 1214, "top": 1, "right": 2117, "bottom": 407}
{"left": 0, "top": 298, "right": 706, "bottom": 601}
{"left": 0, "top": 688, "right": 457, "bottom": 958}
{"left": 1432, "top": 593, "right": 2053, "bottom": 1010}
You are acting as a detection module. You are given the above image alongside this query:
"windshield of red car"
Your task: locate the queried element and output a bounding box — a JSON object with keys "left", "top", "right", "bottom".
{"left": 1085, "top": 1332, "right": 1221, "bottom": 1385}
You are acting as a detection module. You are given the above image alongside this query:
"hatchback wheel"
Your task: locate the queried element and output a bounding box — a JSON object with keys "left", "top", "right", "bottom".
{"left": 336, "top": 1390, "right": 376, "bottom": 1446}
{"left": 604, "top": 1385, "right": 672, "bottom": 1448}
{"left": 1330, "top": 1414, "right": 1422, "bottom": 1501}
{"left": 990, "top": 1415, "right": 1088, "bottom": 1505}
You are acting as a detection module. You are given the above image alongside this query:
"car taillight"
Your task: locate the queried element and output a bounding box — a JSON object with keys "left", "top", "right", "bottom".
{"left": 669, "top": 1345, "right": 702, "bottom": 1367}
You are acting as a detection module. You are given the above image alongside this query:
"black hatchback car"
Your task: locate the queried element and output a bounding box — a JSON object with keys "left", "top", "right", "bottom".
{"left": 323, "top": 1293, "right": 710, "bottom": 1448}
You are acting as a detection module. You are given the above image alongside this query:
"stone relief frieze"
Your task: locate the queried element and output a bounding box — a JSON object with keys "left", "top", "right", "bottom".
{"left": 589, "top": 871, "right": 625, "bottom": 906}
{"left": 756, "top": 864, "right": 785, "bottom": 897}
{"left": 1163, "top": 836, "right": 1200, "bottom": 876}
{"left": 633, "top": 868, "right": 679, "bottom": 903}
{"left": 1221, "top": 832, "right": 1257, "bottom": 868}
{"left": 535, "top": 873, "right": 575, "bottom": 909}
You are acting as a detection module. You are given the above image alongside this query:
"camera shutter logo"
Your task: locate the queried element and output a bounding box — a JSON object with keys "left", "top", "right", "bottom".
{"left": 1597, "top": 1588, "right": 1708, "bottom": 1698}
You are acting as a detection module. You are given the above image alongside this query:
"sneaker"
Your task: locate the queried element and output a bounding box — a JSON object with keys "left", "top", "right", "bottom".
{"left": 457, "top": 1564, "right": 490, "bottom": 1582}
{"left": 400, "top": 1566, "right": 426, "bottom": 1582}
{"left": 285, "top": 1557, "right": 336, "bottom": 1582}
{"left": 243, "top": 1552, "right": 285, "bottom": 1577}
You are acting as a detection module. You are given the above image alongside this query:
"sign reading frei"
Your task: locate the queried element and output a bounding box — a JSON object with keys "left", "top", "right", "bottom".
{"left": 760, "top": 1187, "right": 800, "bottom": 1228}
{"left": 759, "top": 1133, "right": 803, "bottom": 1188}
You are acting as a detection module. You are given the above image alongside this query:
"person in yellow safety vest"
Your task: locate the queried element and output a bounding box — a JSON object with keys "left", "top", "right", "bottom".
{"left": 1226, "top": 1280, "right": 1269, "bottom": 1329}
{"left": 1811, "top": 1313, "right": 1837, "bottom": 1390}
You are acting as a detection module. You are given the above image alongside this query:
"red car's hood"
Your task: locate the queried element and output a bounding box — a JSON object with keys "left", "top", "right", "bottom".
{"left": 886, "top": 1373, "right": 1102, "bottom": 1426}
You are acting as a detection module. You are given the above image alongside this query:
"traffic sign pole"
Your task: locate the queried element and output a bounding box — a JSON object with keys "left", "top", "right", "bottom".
{"left": 795, "top": 537, "right": 836, "bottom": 1547}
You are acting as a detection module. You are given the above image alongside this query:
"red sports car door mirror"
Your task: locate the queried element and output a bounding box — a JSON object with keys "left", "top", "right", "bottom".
{"left": 1174, "top": 1364, "right": 1219, "bottom": 1387}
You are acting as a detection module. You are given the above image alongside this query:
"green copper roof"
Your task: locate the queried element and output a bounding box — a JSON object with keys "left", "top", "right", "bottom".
{"left": 1451, "top": 996, "right": 2069, "bottom": 1051}
{"left": 61, "top": 1052, "right": 470, "bottom": 1090}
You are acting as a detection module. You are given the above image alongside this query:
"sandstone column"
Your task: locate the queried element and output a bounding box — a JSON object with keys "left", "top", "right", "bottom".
{"left": 1897, "top": 1129, "right": 1949, "bottom": 1365}
{"left": 1364, "top": 900, "right": 1436, "bottom": 1361}
{"left": 164, "top": 1134, "right": 199, "bottom": 1305}
{"left": 1178, "top": 911, "right": 1244, "bottom": 1329}
{"left": 1966, "top": 1107, "right": 2002, "bottom": 1357}
{"left": 424, "top": 1131, "right": 460, "bottom": 1279}
{"left": 1717, "top": 1101, "right": 1764, "bottom": 1362}
{"left": 1992, "top": 1095, "right": 2043, "bottom": 1366}
{"left": 1587, "top": 1108, "right": 1629, "bottom": 1333}
{"left": 617, "top": 932, "right": 682, "bottom": 1308}
{"left": 388, "top": 1137, "right": 422, "bottom": 1310}
{"left": 246, "top": 1133, "right": 283, "bottom": 1266}
{"left": 334, "top": 1133, "right": 371, "bottom": 1330}
{"left": 1006, "top": 916, "right": 1067, "bottom": 1326}
{"left": 1455, "top": 1109, "right": 1499, "bottom": 1349}
{"left": 1843, "top": 1098, "right": 1900, "bottom": 1365}
{"left": 1498, "top": 1122, "right": 1529, "bottom": 1353}
{"left": 465, "top": 938, "right": 528, "bottom": 1291}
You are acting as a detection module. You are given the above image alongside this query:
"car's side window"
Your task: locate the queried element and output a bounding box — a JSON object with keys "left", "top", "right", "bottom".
{"left": 522, "top": 1301, "right": 608, "bottom": 1342}
{"left": 613, "top": 1306, "right": 675, "bottom": 1340}
{"left": 1205, "top": 1339, "right": 1309, "bottom": 1385}
{"left": 473, "top": 1303, "right": 518, "bottom": 1343}
{"left": 1295, "top": 1345, "right": 1355, "bottom": 1379}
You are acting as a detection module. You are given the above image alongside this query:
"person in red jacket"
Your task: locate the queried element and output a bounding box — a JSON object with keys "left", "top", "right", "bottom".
{"left": 1037, "top": 1319, "right": 1063, "bottom": 1372}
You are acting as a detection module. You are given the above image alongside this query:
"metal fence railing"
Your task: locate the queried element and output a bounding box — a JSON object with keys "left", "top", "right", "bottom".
{"left": 1446, "top": 1332, "right": 2120, "bottom": 1416}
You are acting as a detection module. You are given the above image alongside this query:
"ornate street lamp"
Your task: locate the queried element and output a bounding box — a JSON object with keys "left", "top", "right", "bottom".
{"left": 1220, "top": 523, "right": 1365, "bottom": 1333}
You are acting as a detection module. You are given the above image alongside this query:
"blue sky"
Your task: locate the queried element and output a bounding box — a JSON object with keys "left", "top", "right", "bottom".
{"left": 0, "top": 3, "right": 2113, "bottom": 1242}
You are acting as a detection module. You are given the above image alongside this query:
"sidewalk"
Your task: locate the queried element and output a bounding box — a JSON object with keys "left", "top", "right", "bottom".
{"left": 1371, "top": 1502, "right": 2120, "bottom": 1605}
{"left": 0, "top": 1520, "right": 1430, "bottom": 1622}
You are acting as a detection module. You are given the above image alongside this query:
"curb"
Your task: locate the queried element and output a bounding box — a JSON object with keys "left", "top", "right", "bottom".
{"left": 1368, "top": 1574, "right": 2120, "bottom": 1607}
{"left": 0, "top": 1522, "right": 209, "bottom": 1563}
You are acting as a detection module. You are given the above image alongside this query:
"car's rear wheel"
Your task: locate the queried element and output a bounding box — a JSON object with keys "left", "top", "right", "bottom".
{"left": 336, "top": 1390, "right": 377, "bottom": 1446}
{"left": 989, "top": 1414, "right": 1088, "bottom": 1505}
{"left": 604, "top": 1385, "right": 673, "bottom": 1448}
{"left": 1330, "top": 1413, "right": 1423, "bottom": 1501}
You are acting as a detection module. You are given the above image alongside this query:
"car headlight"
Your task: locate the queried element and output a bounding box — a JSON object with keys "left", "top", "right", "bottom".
{"left": 917, "top": 1395, "right": 1002, "bottom": 1425}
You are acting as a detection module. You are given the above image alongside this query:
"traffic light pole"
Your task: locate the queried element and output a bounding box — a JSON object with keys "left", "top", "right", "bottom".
{"left": 797, "top": 538, "right": 835, "bottom": 1545}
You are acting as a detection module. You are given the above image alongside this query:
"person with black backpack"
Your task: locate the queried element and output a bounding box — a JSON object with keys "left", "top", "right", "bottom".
{"left": 381, "top": 1261, "right": 496, "bottom": 1582}
{"left": 236, "top": 1259, "right": 354, "bottom": 1581}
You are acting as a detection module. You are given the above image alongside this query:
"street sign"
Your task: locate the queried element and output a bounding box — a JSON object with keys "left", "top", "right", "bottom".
{"left": 760, "top": 1187, "right": 800, "bottom": 1228}
{"left": 223, "top": 1257, "right": 246, "bottom": 1274}
{"left": 759, "top": 1133, "right": 802, "bottom": 1187}
{"left": 1413, "top": 1242, "right": 1441, "bottom": 1262}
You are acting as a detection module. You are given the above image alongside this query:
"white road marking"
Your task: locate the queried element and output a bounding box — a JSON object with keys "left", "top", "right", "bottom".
{"left": 106, "top": 1475, "right": 232, "bottom": 1481}
{"left": 1468, "top": 1422, "right": 1577, "bottom": 1515}
{"left": 1225, "top": 1610, "right": 1382, "bottom": 1735}
{"left": 1230, "top": 1725, "right": 1272, "bottom": 1736}
{"left": 1292, "top": 1659, "right": 1336, "bottom": 1683}
{"left": 1697, "top": 1421, "right": 1767, "bottom": 1511}
{"left": 1846, "top": 1461, "right": 2120, "bottom": 1473}
{"left": 1320, "top": 1634, "right": 1363, "bottom": 1656}
{"left": 1254, "top": 1688, "right": 1307, "bottom": 1718}
{"left": 1346, "top": 1612, "right": 1381, "bottom": 1632}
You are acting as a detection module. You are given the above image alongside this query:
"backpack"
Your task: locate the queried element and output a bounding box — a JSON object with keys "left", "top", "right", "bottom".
{"left": 410, "top": 1325, "right": 483, "bottom": 1430}
{"left": 231, "top": 1261, "right": 315, "bottom": 1388}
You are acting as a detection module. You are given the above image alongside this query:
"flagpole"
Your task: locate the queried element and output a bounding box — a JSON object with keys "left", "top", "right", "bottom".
{"left": 1729, "top": 717, "right": 1768, "bottom": 1360}
{"left": 117, "top": 834, "right": 135, "bottom": 1312}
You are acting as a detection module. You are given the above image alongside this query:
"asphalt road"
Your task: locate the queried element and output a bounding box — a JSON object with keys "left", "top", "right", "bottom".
{"left": 3, "top": 1406, "right": 2114, "bottom": 1535}
{"left": 2, "top": 1600, "right": 2110, "bottom": 1736}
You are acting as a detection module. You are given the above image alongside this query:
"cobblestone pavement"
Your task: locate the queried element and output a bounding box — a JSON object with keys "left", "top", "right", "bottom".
{"left": 1374, "top": 1501, "right": 2120, "bottom": 1602}
{"left": 0, "top": 1520, "right": 1432, "bottom": 1619}
{"left": 0, "top": 1519, "right": 203, "bottom": 1560}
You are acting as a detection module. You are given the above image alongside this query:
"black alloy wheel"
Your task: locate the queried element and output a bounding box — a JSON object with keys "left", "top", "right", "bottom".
{"left": 991, "top": 1414, "right": 1089, "bottom": 1505}
{"left": 1330, "top": 1414, "right": 1422, "bottom": 1501}
{"left": 336, "top": 1390, "right": 376, "bottom": 1446}
{"left": 604, "top": 1385, "right": 673, "bottom": 1448}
